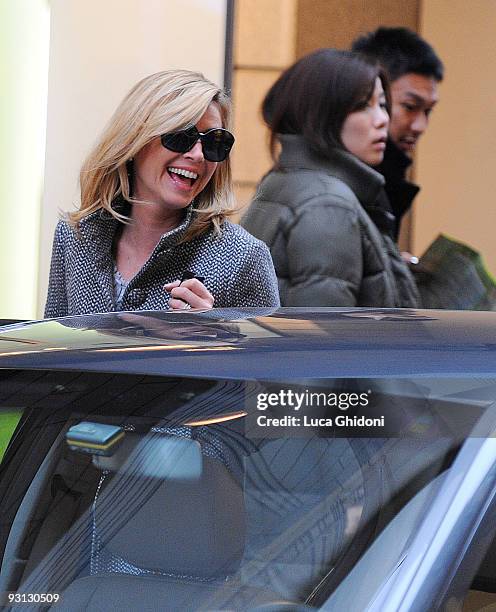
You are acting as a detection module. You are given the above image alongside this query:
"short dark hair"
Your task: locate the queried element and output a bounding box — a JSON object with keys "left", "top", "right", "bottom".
{"left": 352, "top": 27, "right": 444, "bottom": 82}
{"left": 262, "top": 48, "right": 390, "bottom": 160}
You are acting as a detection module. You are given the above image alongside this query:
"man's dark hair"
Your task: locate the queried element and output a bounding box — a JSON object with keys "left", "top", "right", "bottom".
{"left": 351, "top": 27, "right": 444, "bottom": 82}
{"left": 262, "top": 48, "right": 390, "bottom": 160}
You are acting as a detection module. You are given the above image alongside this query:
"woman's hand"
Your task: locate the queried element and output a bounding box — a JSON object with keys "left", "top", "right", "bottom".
{"left": 164, "top": 278, "right": 214, "bottom": 310}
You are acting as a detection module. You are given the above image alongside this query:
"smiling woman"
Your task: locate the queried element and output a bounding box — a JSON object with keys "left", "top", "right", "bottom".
{"left": 44, "top": 70, "right": 280, "bottom": 317}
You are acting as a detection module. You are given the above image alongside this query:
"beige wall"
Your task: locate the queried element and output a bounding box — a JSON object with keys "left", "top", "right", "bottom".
{"left": 296, "top": 0, "right": 418, "bottom": 56}
{"left": 37, "top": 0, "right": 227, "bottom": 316}
{"left": 0, "top": 1, "right": 49, "bottom": 320}
{"left": 231, "top": 0, "right": 298, "bottom": 216}
{"left": 414, "top": 0, "right": 496, "bottom": 273}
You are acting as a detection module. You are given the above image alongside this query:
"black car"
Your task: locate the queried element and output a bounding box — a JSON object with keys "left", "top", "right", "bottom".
{"left": 1, "top": 307, "right": 496, "bottom": 611}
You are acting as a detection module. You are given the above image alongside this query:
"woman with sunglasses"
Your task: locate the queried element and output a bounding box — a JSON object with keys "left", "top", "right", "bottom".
{"left": 241, "top": 50, "right": 419, "bottom": 308}
{"left": 45, "top": 70, "right": 279, "bottom": 317}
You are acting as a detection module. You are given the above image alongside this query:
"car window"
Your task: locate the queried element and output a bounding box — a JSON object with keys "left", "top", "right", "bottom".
{"left": 0, "top": 369, "right": 495, "bottom": 610}
{"left": 0, "top": 408, "right": 23, "bottom": 461}
{"left": 463, "top": 489, "right": 496, "bottom": 611}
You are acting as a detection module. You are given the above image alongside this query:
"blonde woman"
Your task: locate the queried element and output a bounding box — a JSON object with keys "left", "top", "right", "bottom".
{"left": 45, "top": 70, "right": 279, "bottom": 317}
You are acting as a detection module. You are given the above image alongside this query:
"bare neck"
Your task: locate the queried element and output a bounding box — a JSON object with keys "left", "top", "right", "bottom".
{"left": 127, "top": 204, "right": 184, "bottom": 245}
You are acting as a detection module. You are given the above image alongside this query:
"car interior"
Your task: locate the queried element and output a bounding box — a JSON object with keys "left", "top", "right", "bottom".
{"left": 0, "top": 369, "right": 496, "bottom": 610}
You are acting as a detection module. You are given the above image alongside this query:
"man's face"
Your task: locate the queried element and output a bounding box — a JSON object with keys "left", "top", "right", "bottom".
{"left": 389, "top": 73, "right": 440, "bottom": 157}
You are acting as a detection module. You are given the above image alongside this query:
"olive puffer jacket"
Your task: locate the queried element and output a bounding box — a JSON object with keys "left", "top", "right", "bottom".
{"left": 241, "top": 135, "right": 419, "bottom": 308}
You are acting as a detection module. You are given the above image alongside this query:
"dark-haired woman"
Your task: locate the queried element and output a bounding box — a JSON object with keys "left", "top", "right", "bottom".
{"left": 241, "top": 49, "right": 419, "bottom": 307}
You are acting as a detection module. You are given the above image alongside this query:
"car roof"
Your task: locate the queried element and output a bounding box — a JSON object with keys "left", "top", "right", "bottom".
{"left": 0, "top": 307, "right": 495, "bottom": 379}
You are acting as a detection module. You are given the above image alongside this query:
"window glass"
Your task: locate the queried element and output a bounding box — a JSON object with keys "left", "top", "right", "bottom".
{"left": 0, "top": 369, "right": 495, "bottom": 609}
{"left": 0, "top": 408, "right": 23, "bottom": 460}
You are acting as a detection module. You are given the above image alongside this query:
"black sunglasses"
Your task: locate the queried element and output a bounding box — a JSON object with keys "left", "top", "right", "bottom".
{"left": 160, "top": 126, "right": 235, "bottom": 162}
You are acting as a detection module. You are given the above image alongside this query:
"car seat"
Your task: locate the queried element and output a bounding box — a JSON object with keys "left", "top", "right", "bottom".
{"left": 12, "top": 425, "right": 282, "bottom": 612}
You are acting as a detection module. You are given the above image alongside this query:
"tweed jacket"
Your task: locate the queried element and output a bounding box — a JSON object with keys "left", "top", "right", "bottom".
{"left": 241, "top": 135, "right": 419, "bottom": 308}
{"left": 44, "top": 206, "right": 280, "bottom": 317}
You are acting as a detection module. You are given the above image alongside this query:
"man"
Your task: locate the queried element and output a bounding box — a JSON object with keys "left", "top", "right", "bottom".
{"left": 352, "top": 27, "right": 444, "bottom": 241}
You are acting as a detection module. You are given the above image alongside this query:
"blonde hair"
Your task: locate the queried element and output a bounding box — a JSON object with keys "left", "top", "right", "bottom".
{"left": 71, "top": 70, "right": 236, "bottom": 240}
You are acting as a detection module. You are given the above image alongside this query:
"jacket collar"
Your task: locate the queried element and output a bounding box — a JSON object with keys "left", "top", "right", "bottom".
{"left": 374, "top": 138, "right": 420, "bottom": 223}
{"left": 74, "top": 204, "right": 194, "bottom": 303}
{"left": 78, "top": 203, "right": 194, "bottom": 260}
{"left": 376, "top": 138, "right": 413, "bottom": 178}
{"left": 276, "top": 134, "right": 385, "bottom": 206}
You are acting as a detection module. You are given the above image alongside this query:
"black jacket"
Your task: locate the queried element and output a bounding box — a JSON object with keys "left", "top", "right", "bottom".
{"left": 374, "top": 139, "right": 420, "bottom": 241}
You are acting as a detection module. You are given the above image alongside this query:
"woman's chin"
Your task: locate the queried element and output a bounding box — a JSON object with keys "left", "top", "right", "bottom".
{"left": 360, "top": 152, "right": 384, "bottom": 167}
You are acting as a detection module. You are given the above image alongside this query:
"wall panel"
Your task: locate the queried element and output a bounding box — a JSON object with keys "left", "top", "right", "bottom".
{"left": 414, "top": 0, "right": 496, "bottom": 273}
{"left": 296, "top": 0, "right": 418, "bottom": 56}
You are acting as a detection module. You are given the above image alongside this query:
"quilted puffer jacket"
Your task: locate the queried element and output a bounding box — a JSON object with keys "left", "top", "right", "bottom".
{"left": 241, "top": 135, "right": 419, "bottom": 308}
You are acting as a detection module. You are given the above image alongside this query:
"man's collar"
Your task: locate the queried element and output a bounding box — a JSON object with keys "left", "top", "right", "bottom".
{"left": 277, "top": 134, "right": 385, "bottom": 206}
{"left": 375, "top": 138, "right": 413, "bottom": 181}
{"left": 373, "top": 139, "right": 420, "bottom": 235}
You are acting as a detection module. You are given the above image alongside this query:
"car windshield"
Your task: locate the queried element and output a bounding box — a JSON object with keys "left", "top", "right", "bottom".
{"left": 0, "top": 369, "right": 495, "bottom": 610}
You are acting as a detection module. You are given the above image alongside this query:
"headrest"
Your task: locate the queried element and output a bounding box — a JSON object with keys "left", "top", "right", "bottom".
{"left": 93, "top": 433, "right": 203, "bottom": 480}
{"left": 92, "top": 434, "right": 245, "bottom": 578}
